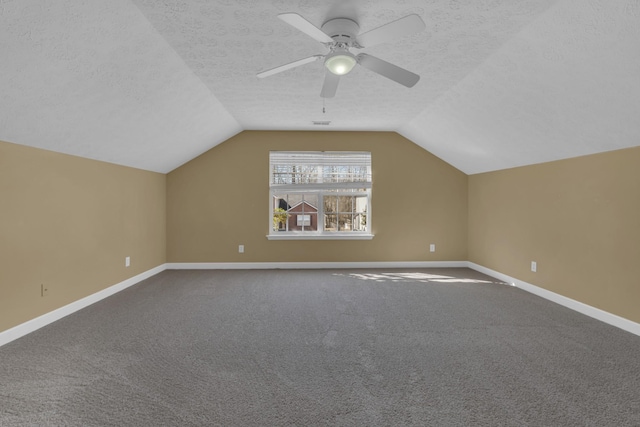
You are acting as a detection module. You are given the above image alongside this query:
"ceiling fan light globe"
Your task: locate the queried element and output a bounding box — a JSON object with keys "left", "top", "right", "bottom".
{"left": 325, "top": 53, "right": 357, "bottom": 76}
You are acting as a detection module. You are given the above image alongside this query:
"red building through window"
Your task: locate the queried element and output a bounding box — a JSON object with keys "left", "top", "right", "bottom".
{"left": 286, "top": 201, "right": 318, "bottom": 231}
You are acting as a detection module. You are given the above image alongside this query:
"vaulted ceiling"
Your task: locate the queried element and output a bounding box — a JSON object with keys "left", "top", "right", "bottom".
{"left": 1, "top": 0, "right": 639, "bottom": 174}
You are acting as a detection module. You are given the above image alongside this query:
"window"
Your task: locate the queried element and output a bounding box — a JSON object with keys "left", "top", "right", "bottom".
{"left": 269, "top": 151, "right": 372, "bottom": 240}
{"left": 297, "top": 214, "right": 311, "bottom": 227}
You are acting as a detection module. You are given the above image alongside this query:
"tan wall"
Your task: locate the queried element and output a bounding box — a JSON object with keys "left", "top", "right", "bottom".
{"left": 6, "top": 129, "right": 636, "bottom": 334}
{"left": 167, "top": 131, "right": 468, "bottom": 263}
{"left": 468, "top": 147, "right": 640, "bottom": 323}
{"left": 0, "top": 140, "right": 166, "bottom": 332}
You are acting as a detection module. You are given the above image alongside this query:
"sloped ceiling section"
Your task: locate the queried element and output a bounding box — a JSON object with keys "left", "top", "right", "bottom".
{"left": 0, "top": 0, "right": 241, "bottom": 173}
{"left": 400, "top": 0, "right": 640, "bottom": 174}
{"left": 1, "top": 0, "right": 639, "bottom": 174}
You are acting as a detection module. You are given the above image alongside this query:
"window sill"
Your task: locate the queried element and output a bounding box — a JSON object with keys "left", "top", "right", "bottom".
{"left": 267, "top": 233, "right": 374, "bottom": 241}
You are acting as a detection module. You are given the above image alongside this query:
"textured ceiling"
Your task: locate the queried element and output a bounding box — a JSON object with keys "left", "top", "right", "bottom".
{"left": 1, "top": 0, "right": 639, "bottom": 174}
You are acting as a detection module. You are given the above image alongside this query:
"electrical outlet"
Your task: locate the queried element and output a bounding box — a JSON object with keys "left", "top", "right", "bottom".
{"left": 125, "top": 256, "right": 131, "bottom": 267}
{"left": 531, "top": 261, "right": 537, "bottom": 272}
{"left": 430, "top": 244, "right": 435, "bottom": 252}
{"left": 238, "top": 245, "right": 245, "bottom": 254}
{"left": 41, "top": 284, "right": 49, "bottom": 297}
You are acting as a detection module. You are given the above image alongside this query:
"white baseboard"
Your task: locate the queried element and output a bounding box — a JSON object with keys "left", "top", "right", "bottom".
{"left": 468, "top": 262, "right": 640, "bottom": 337}
{"left": 166, "top": 261, "right": 468, "bottom": 270}
{"left": 0, "top": 264, "right": 167, "bottom": 348}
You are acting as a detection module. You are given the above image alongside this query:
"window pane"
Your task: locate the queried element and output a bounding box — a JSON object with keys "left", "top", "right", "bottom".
{"left": 287, "top": 195, "right": 319, "bottom": 231}
{"left": 294, "top": 214, "right": 317, "bottom": 231}
{"left": 297, "top": 215, "right": 309, "bottom": 226}
{"left": 324, "top": 196, "right": 337, "bottom": 214}
{"left": 324, "top": 214, "right": 337, "bottom": 231}
{"left": 302, "top": 194, "right": 319, "bottom": 211}
{"left": 273, "top": 194, "right": 287, "bottom": 211}
{"left": 353, "top": 213, "right": 366, "bottom": 231}
{"left": 338, "top": 214, "right": 352, "bottom": 231}
{"left": 272, "top": 194, "right": 289, "bottom": 231}
{"left": 272, "top": 165, "right": 321, "bottom": 185}
{"left": 325, "top": 188, "right": 368, "bottom": 193}
{"left": 321, "top": 165, "right": 370, "bottom": 183}
{"left": 307, "top": 213, "right": 318, "bottom": 231}
{"left": 355, "top": 196, "right": 367, "bottom": 213}
{"left": 271, "top": 165, "right": 292, "bottom": 185}
{"left": 338, "top": 196, "right": 353, "bottom": 213}
{"left": 286, "top": 193, "right": 303, "bottom": 208}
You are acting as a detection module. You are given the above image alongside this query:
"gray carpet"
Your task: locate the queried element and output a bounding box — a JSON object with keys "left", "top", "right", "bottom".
{"left": 1, "top": 268, "right": 639, "bottom": 426}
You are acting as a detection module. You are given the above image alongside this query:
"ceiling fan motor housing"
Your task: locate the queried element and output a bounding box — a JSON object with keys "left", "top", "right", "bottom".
{"left": 321, "top": 18, "right": 360, "bottom": 45}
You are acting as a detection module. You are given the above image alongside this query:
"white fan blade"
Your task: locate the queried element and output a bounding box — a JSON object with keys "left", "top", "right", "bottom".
{"left": 320, "top": 71, "right": 340, "bottom": 98}
{"left": 357, "top": 53, "right": 420, "bottom": 88}
{"left": 356, "top": 14, "right": 425, "bottom": 47}
{"left": 278, "top": 13, "right": 333, "bottom": 43}
{"left": 257, "top": 55, "right": 322, "bottom": 78}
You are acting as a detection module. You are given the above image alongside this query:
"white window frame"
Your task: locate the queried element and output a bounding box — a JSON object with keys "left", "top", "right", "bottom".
{"left": 268, "top": 151, "right": 373, "bottom": 240}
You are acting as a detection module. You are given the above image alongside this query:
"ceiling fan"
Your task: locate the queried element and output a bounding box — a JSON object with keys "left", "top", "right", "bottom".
{"left": 257, "top": 12, "right": 426, "bottom": 98}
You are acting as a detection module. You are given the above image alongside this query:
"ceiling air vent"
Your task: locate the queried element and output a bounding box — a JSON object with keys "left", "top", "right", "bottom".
{"left": 312, "top": 121, "right": 331, "bottom": 126}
